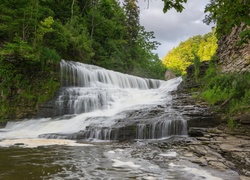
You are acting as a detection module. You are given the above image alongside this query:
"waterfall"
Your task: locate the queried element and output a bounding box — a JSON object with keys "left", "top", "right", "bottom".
{"left": 136, "top": 124, "right": 147, "bottom": 139}
{"left": 55, "top": 60, "right": 164, "bottom": 116}
{"left": 60, "top": 60, "right": 162, "bottom": 89}
{"left": 149, "top": 119, "right": 187, "bottom": 139}
{"left": 0, "top": 60, "right": 186, "bottom": 141}
{"left": 135, "top": 119, "right": 187, "bottom": 140}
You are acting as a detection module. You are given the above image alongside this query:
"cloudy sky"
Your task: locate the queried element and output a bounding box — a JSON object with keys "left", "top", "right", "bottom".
{"left": 137, "top": 0, "right": 214, "bottom": 59}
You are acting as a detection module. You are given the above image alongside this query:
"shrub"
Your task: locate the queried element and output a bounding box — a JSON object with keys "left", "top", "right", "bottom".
{"left": 200, "top": 66, "right": 250, "bottom": 114}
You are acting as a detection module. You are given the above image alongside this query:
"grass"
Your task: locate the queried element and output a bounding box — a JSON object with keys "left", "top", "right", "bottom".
{"left": 199, "top": 66, "right": 250, "bottom": 115}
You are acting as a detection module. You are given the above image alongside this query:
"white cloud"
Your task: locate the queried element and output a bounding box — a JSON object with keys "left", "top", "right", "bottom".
{"left": 138, "top": 0, "right": 214, "bottom": 58}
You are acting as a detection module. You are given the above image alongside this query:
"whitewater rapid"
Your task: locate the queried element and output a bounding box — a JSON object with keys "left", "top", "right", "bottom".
{"left": 0, "top": 60, "right": 182, "bottom": 140}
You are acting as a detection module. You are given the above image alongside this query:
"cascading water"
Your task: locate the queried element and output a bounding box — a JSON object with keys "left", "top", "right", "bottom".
{"left": 0, "top": 60, "right": 241, "bottom": 180}
{"left": 0, "top": 60, "right": 187, "bottom": 141}
{"left": 55, "top": 60, "right": 163, "bottom": 116}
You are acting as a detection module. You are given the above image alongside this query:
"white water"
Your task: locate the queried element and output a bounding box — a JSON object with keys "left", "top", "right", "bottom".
{"left": 0, "top": 61, "right": 239, "bottom": 180}
{"left": 0, "top": 60, "right": 183, "bottom": 141}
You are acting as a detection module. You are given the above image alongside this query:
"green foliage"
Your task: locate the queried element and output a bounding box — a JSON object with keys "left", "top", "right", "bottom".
{"left": 227, "top": 118, "right": 237, "bottom": 130}
{"left": 0, "top": 36, "right": 36, "bottom": 61}
{"left": 132, "top": 54, "right": 166, "bottom": 80}
{"left": 162, "top": 0, "right": 250, "bottom": 43}
{"left": 36, "top": 78, "right": 60, "bottom": 104}
{"left": 201, "top": 85, "right": 234, "bottom": 105}
{"left": 162, "top": 0, "right": 187, "bottom": 13}
{"left": 0, "top": 0, "right": 166, "bottom": 121}
{"left": 204, "top": 0, "right": 250, "bottom": 43}
{"left": 37, "top": 16, "right": 54, "bottom": 42}
{"left": 40, "top": 47, "right": 61, "bottom": 70}
{"left": 162, "top": 31, "right": 217, "bottom": 75}
{"left": 239, "top": 29, "right": 250, "bottom": 45}
{"left": 193, "top": 53, "right": 200, "bottom": 83}
{"left": 200, "top": 66, "right": 250, "bottom": 114}
{"left": 0, "top": 56, "right": 60, "bottom": 120}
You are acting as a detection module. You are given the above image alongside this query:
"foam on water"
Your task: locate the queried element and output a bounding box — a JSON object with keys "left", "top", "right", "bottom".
{"left": 0, "top": 61, "right": 239, "bottom": 180}
{"left": 0, "top": 138, "right": 94, "bottom": 148}
{"left": 169, "top": 162, "right": 224, "bottom": 180}
{"left": 112, "top": 159, "right": 141, "bottom": 168}
{"left": 0, "top": 60, "right": 183, "bottom": 141}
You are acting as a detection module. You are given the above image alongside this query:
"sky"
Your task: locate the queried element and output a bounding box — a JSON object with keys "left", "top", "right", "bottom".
{"left": 137, "top": 0, "right": 214, "bottom": 59}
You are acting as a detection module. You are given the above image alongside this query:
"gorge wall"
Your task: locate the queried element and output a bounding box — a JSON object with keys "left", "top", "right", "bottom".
{"left": 217, "top": 25, "right": 250, "bottom": 72}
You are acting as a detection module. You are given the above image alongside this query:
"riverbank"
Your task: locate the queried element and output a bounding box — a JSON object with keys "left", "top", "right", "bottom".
{"left": 174, "top": 127, "right": 249, "bottom": 179}
{"left": 168, "top": 66, "right": 250, "bottom": 178}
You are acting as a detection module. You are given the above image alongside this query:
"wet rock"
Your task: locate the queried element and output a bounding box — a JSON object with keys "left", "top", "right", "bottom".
{"left": 205, "top": 156, "right": 218, "bottom": 162}
{"left": 178, "top": 61, "right": 210, "bottom": 89}
{"left": 36, "top": 94, "right": 60, "bottom": 118}
{"left": 116, "top": 125, "right": 137, "bottom": 141}
{"left": 14, "top": 143, "right": 25, "bottom": 146}
{"left": 208, "top": 161, "right": 228, "bottom": 171}
{"left": 183, "top": 152, "right": 193, "bottom": 157}
{"left": 188, "top": 117, "right": 221, "bottom": 128}
{"left": 240, "top": 175, "right": 250, "bottom": 180}
{"left": 188, "top": 127, "right": 208, "bottom": 137}
{"left": 172, "top": 93, "right": 221, "bottom": 129}
{"left": 189, "top": 145, "right": 207, "bottom": 156}
{"left": 234, "top": 113, "right": 250, "bottom": 125}
{"left": 198, "top": 157, "right": 208, "bottom": 166}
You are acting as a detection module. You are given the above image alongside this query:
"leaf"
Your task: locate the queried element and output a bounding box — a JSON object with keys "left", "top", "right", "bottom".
{"left": 239, "top": 30, "right": 250, "bottom": 38}
{"left": 162, "top": 0, "right": 186, "bottom": 13}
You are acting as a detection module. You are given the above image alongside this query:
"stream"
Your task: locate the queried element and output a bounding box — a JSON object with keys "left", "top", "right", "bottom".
{"left": 0, "top": 139, "right": 236, "bottom": 180}
{"left": 0, "top": 60, "right": 238, "bottom": 179}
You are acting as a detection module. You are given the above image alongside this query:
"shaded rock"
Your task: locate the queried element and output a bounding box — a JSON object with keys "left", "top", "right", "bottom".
{"left": 188, "top": 127, "right": 208, "bottom": 137}
{"left": 205, "top": 156, "right": 218, "bottom": 162}
{"left": 181, "top": 61, "right": 210, "bottom": 89}
{"left": 116, "top": 125, "right": 137, "bottom": 141}
{"left": 187, "top": 116, "right": 221, "bottom": 128}
{"left": 14, "top": 143, "right": 25, "bottom": 146}
{"left": 165, "top": 70, "right": 176, "bottom": 80}
{"left": 240, "top": 175, "right": 250, "bottom": 180}
{"left": 234, "top": 113, "right": 250, "bottom": 125}
{"left": 189, "top": 145, "right": 207, "bottom": 156}
{"left": 36, "top": 90, "right": 61, "bottom": 118}
{"left": 208, "top": 161, "right": 228, "bottom": 171}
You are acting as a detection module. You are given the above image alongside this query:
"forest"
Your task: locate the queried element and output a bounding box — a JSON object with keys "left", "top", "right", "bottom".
{"left": 0, "top": 0, "right": 166, "bottom": 121}
{"left": 162, "top": 31, "right": 217, "bottom": 75}
{"left": 0, "top": 0, "right": 166, "bottom": 78}
{"left": 0, "top": 0, "right": 250, "bottom": 123}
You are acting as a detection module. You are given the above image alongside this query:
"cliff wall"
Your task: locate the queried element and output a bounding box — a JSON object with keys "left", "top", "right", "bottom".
{"left": 217, "top": 25, "right": 250, "bottom": 72}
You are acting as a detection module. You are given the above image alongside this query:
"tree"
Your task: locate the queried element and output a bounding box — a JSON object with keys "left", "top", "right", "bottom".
{"left": 162, "top": 32, "right": 217, "bottom": 75}
{"left": 159, "top": 0, "right": 250, "bottom": 43}
{"left": 123, "top": 0, "right": 140, "bottom": 41}
{"left": 204, "top": 0, "right": 250, "bottom": 44}
{"left": 0, "top": 0, "right": 40, "bottom": 41}
{"left": 161, "top": 0, "right": 187, "bottom": 13}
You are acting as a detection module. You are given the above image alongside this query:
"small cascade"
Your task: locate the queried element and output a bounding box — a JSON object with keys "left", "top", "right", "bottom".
{"left": 39, "top": 127, "right": 116, "bottom": 141}
{"left": 55, "top": 88, "right": 113, "bottom": 115}
{"left": 79, "top": 127, "right": 114, "bottom": 140}
{"left": 136, "top": 119, "right": 187, "bottom": 140}
{"left": 136, "top": 124, "right": 147, "bottom": 139}
{"left": 149, "top": 119, "right": 187, "bottom": 139}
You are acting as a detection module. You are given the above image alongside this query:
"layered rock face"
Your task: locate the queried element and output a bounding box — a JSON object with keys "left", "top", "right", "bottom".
{"left": 217, "top": 25, "right": 250, "bottom": 72}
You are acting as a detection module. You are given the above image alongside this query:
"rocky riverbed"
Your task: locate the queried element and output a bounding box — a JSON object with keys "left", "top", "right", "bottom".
{"left": 152, "top": 127, "right": 250, "bottom": 179}
{"left": 166, "top": 65, "right": 250, "bottom": 179}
